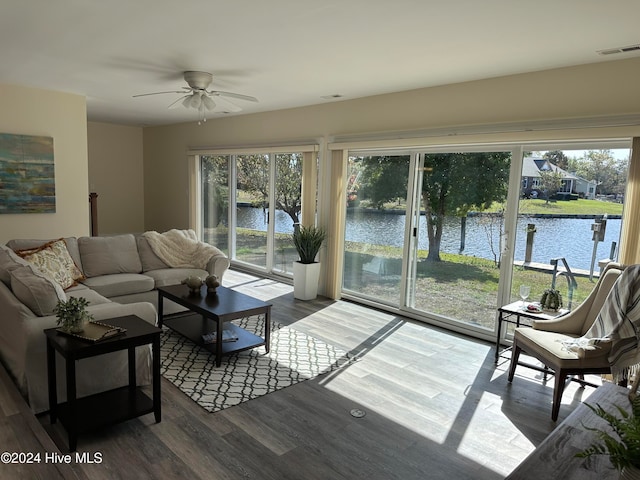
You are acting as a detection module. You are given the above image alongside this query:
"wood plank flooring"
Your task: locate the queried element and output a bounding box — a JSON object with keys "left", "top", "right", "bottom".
{"left": 0, "top": 269, "right": 606, "bottom": 479}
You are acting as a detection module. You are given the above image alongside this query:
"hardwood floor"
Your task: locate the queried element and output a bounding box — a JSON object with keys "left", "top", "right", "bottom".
{"left": 0, "top": 269, "right": 605, "bottom": 479}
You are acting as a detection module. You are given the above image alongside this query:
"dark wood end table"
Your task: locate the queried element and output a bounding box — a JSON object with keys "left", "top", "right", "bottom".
{"left": 157, "top": 284, "right": 272, "bottom": 367}
{"left": 45, "top": 315, "right": 162, "bottom": 452}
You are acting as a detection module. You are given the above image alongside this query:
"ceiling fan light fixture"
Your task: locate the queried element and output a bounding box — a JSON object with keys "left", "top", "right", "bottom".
{"left": 197, "top": 104, "right": 208, "bottom": 125}
{"left": 202, "top": 95, "right": 215, "bottom": 110}
{"left": 133, "top": 70, "right": 258, "bottom": 124}
{"left": 189, "top": 92, "right": 202, "bottom": 109}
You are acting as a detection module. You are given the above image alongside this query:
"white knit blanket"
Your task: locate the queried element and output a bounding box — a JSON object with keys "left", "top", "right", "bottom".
{"left": 564, "top": 264, "right": 640, "bottom": 381}
{"left": 142, "top": 229, "right": 223, "bottom": 270}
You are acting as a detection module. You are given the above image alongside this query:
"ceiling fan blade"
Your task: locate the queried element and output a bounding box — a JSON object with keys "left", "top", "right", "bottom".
{"left": 210, "top": 96, "right": 243, "bottom": 113}
{"left": 209, "top": 90, "right": 258, "bottom": 103}
{"left": 167, "top": 94, "right": 190, "bottom": 109}
{"left": 132, "top": 90, "right": 188, "bottom": 98}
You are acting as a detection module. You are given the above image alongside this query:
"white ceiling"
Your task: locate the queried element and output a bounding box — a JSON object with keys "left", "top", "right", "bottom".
{"left": 2, "top": 0, "right": 640, "bottom": 126}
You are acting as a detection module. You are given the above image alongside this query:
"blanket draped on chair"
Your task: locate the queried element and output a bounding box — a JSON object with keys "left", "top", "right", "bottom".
{"left": 143, "top": 229, "right": 223, "bottom": 270}
{"left": 566, "top": 264, "right": 640, "bottom": 382}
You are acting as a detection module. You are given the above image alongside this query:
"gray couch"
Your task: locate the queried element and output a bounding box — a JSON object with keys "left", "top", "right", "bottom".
{"left": 0, "top": 233, "right": 230, "bottom": 413}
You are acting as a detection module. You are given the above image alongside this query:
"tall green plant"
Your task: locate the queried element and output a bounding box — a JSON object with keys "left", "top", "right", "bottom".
{"left": 292, "top": 225, "right": 327, "bottom": 264}
{"left": 576, "top": 396, "right": 640, "bottom": 470}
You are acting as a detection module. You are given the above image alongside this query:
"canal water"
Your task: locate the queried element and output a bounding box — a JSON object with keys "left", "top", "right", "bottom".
{"left": 237, "top": 207, "right": 621, "bottom": 272}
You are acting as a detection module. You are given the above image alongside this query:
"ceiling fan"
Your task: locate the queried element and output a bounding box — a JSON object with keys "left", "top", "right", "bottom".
{"left": 133, "top": 71, "right": 258, "bottom": 124}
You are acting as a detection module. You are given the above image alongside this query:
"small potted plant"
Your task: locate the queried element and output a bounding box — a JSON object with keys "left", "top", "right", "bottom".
{"left": 292, "top": 224, "right": 327, "bottom": 300}
{"left": 540, "top": 288, "right": 563, "bottom": 311}
{"left": 54, "top": 297, "right": 94, "bottom": 333}
{"left": 576, "top": 395, "right": 640, "bottom": 479}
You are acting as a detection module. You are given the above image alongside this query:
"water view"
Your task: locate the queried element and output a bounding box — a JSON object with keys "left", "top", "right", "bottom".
{"left": 237, "top": 206, "right": 621, "bottom": 272}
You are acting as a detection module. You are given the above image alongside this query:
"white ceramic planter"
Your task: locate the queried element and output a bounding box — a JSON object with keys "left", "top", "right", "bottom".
{"left": 293, "top": 261, "right": 321, "bottom": 300}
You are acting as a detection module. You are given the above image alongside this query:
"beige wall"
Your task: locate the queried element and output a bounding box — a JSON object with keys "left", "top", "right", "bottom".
{"left": 0, "top": 84, "right": 89, "bottom": 244}
{"left": 142, "top": 57, "right": 640, "bottom": 233}
{"left": 87, "top": 122, "right": 144, "bottom": 234}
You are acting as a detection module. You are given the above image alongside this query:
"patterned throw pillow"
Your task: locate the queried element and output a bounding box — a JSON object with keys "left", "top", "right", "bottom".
{"left": 16, "top": 239, "right": 85, "bottom": 290}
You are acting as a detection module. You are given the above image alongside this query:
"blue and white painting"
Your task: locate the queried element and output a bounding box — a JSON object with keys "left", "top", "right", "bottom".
{"left": 0, "top": 133, "right": 55, "bottom": 214}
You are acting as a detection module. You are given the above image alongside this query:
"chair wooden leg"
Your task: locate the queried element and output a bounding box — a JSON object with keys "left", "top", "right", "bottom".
{"left": 552, "top": 369, "right": 568, "bottom": 422}
{"left": 507, "top": 342, "right": 521, "bottom": 383}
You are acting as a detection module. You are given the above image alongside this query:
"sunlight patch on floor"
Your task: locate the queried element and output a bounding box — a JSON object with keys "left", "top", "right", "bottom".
{"left": 456, "top": 390, "right": 536, "bottom": 477}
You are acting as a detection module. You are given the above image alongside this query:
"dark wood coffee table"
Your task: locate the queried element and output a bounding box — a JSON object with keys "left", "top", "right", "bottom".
{"left": 45, "top": 315, "right": 161, "bottom": 452}
{"left": 157, "top": 284, "right": 272, "bottom": 367}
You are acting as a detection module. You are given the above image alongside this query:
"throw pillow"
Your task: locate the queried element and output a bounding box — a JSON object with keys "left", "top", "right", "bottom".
{"left": 16, "top": 239, "right": 85, "bottom": 289}
{"left": 10, "top": 265, "right": 66, "bottom": 316}
{"left": 136, "top": 235, "right": 169, "bottom": 272}
{"left": 0, "top": 244, "right": 30, "bottom": 287}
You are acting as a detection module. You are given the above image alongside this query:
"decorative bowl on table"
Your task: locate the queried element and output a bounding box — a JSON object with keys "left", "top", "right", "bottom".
{"left": 525, "top": 303, "right": 543, "bottom": 313}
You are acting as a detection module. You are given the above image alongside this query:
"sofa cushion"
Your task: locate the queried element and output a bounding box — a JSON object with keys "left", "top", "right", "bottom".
{"left": 0, "top": 244, "right": 31, "bottom": 287}
{"left": 80, "top": 273, "right": 155, "bottom": 298}
{"left": 78, "top": 234, "right": 142, "bottom": 277}
{"left": 143, "top": 268, "right": 209, "bottom": 288}
{"left": 136, "top": 235, "right": 169, "bottom": 272}
{"left": 6, "top": 237, "right": 83, "bottom": 273}
{"left": 514, "top": 327, "right": 612, "bottom": 370}
{"left": 15, "top": 239, "right": 85, "bottom": 289}
{"left": 65, "top": 284, "right": 112, "bottom": 306}
{"left": 10, "top": 265, "right": 66, "bottom": 316}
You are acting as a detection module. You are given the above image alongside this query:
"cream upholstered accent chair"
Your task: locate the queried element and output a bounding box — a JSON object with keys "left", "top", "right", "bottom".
{"left": 507, "top": 262, "right": 625, "bottom": 421}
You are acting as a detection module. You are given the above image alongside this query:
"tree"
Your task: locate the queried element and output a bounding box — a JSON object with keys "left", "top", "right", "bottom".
{"left": 236, "top": 153, "right": 303, "bottom": 225}
{"left": 538, "top": 170, "right": 563, "bottom": 203}
{"left": 201, "top": 155, "right": 229, "bottom": 228}
{"left": 421, "top": 153, "right": 510, "bottom": 261}
{"left": 359, "top": 152, "right": 510, "bottom": 262}
{"left": 359, "top": 155, "right": 410, "bottom": 208}
{"left": 569, "top": 150, "right": 626, "bottom": 195}
{"left": 543, "top": 150, "right": 569, "bottom": 170}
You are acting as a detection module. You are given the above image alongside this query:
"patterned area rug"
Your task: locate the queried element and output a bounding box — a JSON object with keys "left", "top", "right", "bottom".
{"left": 160, "top": 315, "right": 352, "bottom": 412}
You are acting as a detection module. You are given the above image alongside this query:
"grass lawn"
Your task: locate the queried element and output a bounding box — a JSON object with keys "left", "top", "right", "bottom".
{"left": 488, "top": 198, "right": 624, "bottom": 216}
{"left": 374, "top": 197, "right": 624, "bottom": 216}
{"left": 344, "top": 248, "right": 593, "bottom": 330}
{"left": 205, "top": 199, "right": 604, "bottom": 329}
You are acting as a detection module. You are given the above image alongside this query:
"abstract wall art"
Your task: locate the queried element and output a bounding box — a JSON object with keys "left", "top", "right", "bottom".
{"left": 0, "top": 133, "right": 55, "bottom": 214}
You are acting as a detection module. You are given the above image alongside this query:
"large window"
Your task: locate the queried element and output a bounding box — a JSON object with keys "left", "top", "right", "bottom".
{"left": 199, "top": 149, "right": 313, "bottom": 277}
{"left": 509, "top": 148, "right": 629, "bottom": 326}
{"left": 342, "top": 149, "right": 513, "bottom": 334}
{"left": 341, "top": 144, "right": 630, "bottom": 339}
{"left": 201, "top": 155, "right": 229, "bottom": 254}
{"left": 198, "top": 140, "right": 631, "bottom": 343}
{"left": 342, "top": 154, "right": 410, "bottom": 305}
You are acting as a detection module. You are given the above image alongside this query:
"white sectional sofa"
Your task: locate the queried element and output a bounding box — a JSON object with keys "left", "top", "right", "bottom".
{"left": 0, "top": 232, "right": 229, "bottom": 413}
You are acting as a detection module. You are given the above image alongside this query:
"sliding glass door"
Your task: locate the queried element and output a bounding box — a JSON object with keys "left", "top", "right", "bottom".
{"left": 404, "top": 150, "right": 512, "bottom": 332}
{"left": 235, "top": 154, "right": 270, "bottom": 268}
{"left": 200, "top": 151, "right": 304, "bottom": 276}
{"left": 342, "top": 154, "right": 411, "bottom": 305}
{"left": 340, "top": 143, "right": 630, "bottom": 339}
{"left": 342, "top": 149, "right": 512, "bottom": 333}
{"left": 272, "top": 153, "right": 303, "bottom": 274}
{"left": 200, "top": 155, "right": 229, "bottom": 254}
